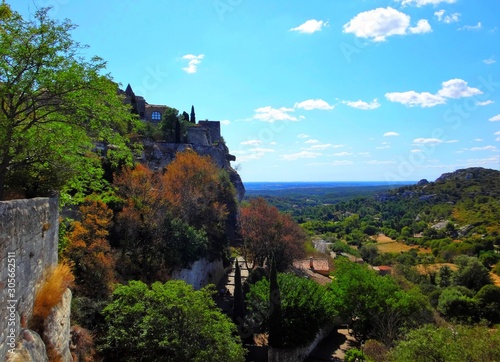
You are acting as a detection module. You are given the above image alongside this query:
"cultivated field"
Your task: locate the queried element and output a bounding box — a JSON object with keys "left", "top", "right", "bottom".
{"left": 372, "top": 234, "right": 431, "bottom": 254}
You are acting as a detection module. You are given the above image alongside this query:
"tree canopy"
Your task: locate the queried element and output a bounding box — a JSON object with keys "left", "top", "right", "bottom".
{"left": 101, "top": 280, "right": 245, "bottom": 362}
{"left": 240, "top": 197, "right": 306, "bottom": 271}
{"left": 0, "top": 4, "right": 138, "bottom": 200}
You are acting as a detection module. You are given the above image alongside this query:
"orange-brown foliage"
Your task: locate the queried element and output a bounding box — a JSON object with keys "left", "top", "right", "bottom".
{"left": 162, "top": 149, "right": 228, "bottom": 229}
{"left": 240, "top": 197, "right": 306, "bottom": 271}
{"left": 70, "top": 325, "right": 96, "bottom": 362}
{"left": 63, "top": 199, "right": 115, "bottom": 299}
{"left": 31, "top": 263, "right": 74, "bottom": 332}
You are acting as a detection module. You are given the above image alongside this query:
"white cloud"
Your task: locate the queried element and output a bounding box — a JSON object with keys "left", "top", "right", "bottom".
{"left": 281, "top": 151, "right": 322, "bottom": 161}
{"left": 474, "top": 138, "right": 484, "bottom": 142}
{"left": 411, "top": 149, "right": 423, "bottom": 153}
{"left": 437, "top": 79, "right": 482, "bottom": 99}
{"left": 489, "top": 114, "right": 500, "bottom": 122}
{"left": 413, "top": 138, "right": 444, "bottom": 145}
{"left": 234, "top": 147, "right": 275, "bottom": 162}
{"left": 308, "top": 143, "right": 334, "bottom": 150}
{"left": 343, "top": 99, "right": 380, "bottom": 110}
{"left": 182, "top": 54, "right": 204, "bottom": 74}
{"left": 464, "top": 155, "right": 500, "bottom": 166}
{"left": 333, "top": 152, "right": 353, "bottom": 156}
{"left": 443, "top": 13, "right": 460, "bottom": 23}
{"left": 294, "top": 99, "right": 334, "bottom": 110}
{"left": 343, "top": 7, "right": 431, "bottom": 42}
{"left": 476, "top": 100, "right": 494, "bottom": 106}
{"left": 459, "top": 22, "right": 482, "bottom": 31}
{"left": 409, "top": 19, "right": 432, "bottom": 34}
{"left": 219, "top": 120, "right": 231, "bottom": 125}
{"left": 290, "top": 19, "right": 327, "bottom": 34}
{"left": 469, "top": 146, "right": 497, "bottom": 151}
{"left": 240, "top": 140, "right": 262, "bottom": 146}
{"left": 332, "top": 144, "right": 345, "bottom": 149}
{"left": 495, "top": 131, "right": 500, "bottom": 142}
{"left": 385, "top": 91, "right": 446, "bottom": 107}
{"left": 434, "top": 10, "right": 460, "bottom": 23}
{"left": 398, "top": 0, "right": 456, "bottom": 6}
{"left": 358, "top": 152, "right": 371, "bottom": 156}
{"left": 253, "top": 106, "right": 297, "bottom": 123}
{"left": 434, "top": 10, "right": 445, "bottom": 21}
{"left": 384, "top": 131, "right": 400, "bottom": 137}
{"left": 305, "top": 139, "right": 320, "bottom": 144}
{"left": 297, "top": 134, "right": 310, "bottom": 139}
{"left": 483, "top": 57, "right": 496, "bottom": 65}
{"left": 386, "top": 79, "right": 482, "bottom": 107}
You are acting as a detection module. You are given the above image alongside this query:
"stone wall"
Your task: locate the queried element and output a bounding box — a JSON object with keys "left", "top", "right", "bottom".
{"left": 0, "top": 196, "right": 59, "bottom": 360}
{"left": 171, "top": 258, "right": 225, "bottom": 290}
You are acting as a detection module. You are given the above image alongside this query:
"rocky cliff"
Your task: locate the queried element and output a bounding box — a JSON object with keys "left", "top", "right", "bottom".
{"left": 141, "top": 140, "right": 245, "bottom": 202}
{"left": 0, "top": 196, "right": 71, "bottom": 361}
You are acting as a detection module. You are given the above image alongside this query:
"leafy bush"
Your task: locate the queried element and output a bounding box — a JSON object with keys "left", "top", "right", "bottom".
{"left": 100, "top": 280, "right": 245, "bottom": 362}
{"left": 245, "top": 273, "right": 337, "bottom": 348}
{"left": 391, "top": 324, "right": 500, "bottom": 362}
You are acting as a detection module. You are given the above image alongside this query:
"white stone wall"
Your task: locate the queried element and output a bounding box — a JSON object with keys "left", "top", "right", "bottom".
{"left": 171, "top": 258, "right": 225, "bottom": 290}
{"left": 0, "top": 197, "right": 59, "bottom": 360}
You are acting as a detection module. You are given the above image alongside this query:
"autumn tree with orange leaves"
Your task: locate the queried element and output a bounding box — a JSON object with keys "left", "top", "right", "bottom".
{"left": 240, "top": 197, "right": 306, "bottom": 272}
{"left": 63, "top": 199, "right": 115, "bottom": 300}
{"left": 162, "top": 149, "right": 237, "bottom": 259}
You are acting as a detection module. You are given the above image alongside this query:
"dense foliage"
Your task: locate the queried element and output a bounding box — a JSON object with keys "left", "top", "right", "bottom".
{"left": 391, "top": 324, "right": 500, "bottom": 362}
{"left": 330, "top": 258, "right": 432, "bottom": 345}
{"left": 240, "top": 197, "right": 306, "bottom": 271}
{"left": 101, "top": 280, "right": 245, "bottom": 362}
{"left": 0, "top": 4, "right": 139, "bottom": 201}
{"left": 113, "top": 151, "right": 236, "bottom": 281}
{"left": 245, "top": 273, "right": 337, "bottom": 348}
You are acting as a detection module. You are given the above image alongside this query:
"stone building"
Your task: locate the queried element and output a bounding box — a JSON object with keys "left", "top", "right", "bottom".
{"left": 123, "top": 84, "right": 168, "bottom": 124}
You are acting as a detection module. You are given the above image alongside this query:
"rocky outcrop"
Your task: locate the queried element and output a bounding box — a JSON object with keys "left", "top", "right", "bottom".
{"left": 0, "top": 196, "right": 59, "bottom": 360}
{"left": 6, "top": 329, "right": 48, "bottom": 362}
{"left": 171, "top": 258, "right": 225, "bottom": 290}
{"left": 43, "top": 289, "right": 72, "bottom": 362}
{"left": 141, "top": 141, "right": 245, "bottom": 202}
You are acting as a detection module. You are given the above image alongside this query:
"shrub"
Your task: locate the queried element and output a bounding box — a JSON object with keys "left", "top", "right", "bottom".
{"left": 70, "top": 325, "right": 96, "bottom": 362}
{"left": 31, "top": 263, "right": 75, "bottom": 333}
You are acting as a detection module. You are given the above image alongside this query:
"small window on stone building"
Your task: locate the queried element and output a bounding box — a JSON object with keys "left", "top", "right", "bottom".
{"left": 151, "top": 111, "right": 161, "bottom": 121}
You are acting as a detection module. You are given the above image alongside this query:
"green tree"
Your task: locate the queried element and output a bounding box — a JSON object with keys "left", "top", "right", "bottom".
{"left": 101, "top": 280, "right": 245, "bottom": 362}
{"left": 437, "top": 286, "right": 479, "bottom": 323}
{"left": 391, "top": 324, "right": 500, "bottom": 362}
{"left": 436, "top": 265, "right": 453, "bottom": 288}
{"left": 330, "top": 258, "right": 431, "bottom": 345}
{"left": 453, "top": 255, "right": 492, "bottom": 291}
{"left": 245, "top": 272, "right": 337, "bottom": 348}
{"left": 0, "top": 5, "right": 136, "bottom": 200}
{"left": 474, "top": 284, "right": 500, "bottom": 324}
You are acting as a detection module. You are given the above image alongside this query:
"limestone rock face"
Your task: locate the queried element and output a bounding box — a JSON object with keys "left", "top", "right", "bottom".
{"left": 142, "top": 141, "right": 245, "bottom": 201}
{"left": 43, "top": 288, "right": 72, "bottom": 362}
{"left": 6, "top": 329, "right": 48, "bottom": 362}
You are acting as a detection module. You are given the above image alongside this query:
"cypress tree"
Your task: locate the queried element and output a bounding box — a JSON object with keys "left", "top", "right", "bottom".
{"left": 190, "top": 105, "right": 196, "bottom": 124}
{"left": 233, "top": 262, "right": 245, "bottom": 326}
{"left": 268, "top": 257, "right": 283, "bottom": 347}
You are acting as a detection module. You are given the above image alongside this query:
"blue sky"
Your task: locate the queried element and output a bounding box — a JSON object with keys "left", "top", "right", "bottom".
{"left": 13, "top": 0, "right": 500, "bottom": 182}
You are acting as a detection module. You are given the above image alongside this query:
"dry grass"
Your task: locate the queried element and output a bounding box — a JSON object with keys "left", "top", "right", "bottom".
{"left": 30, "top": 263, "right": 74, "bottom": 333}
{"left": 490, "top": 272, "right": 500, "bottom": 287}
{"left": 416, "top": 263, "right": 458, "bottom": 274}
{"left": 372, "top": 234, "right": 431, "bottom": 254}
